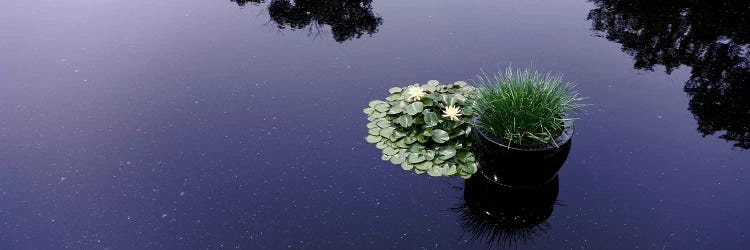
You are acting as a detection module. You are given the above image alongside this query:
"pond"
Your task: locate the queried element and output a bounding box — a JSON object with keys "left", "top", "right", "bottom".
{"left": 1, "top": 0, "right": 749, "bottom": 249}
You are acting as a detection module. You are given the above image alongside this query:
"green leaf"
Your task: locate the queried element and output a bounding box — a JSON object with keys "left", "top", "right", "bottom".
{"left": 387, "top": 107, "right": 403, "bottom": 115}
{"left": 404, "top": 135, "right": 417, "bottom": 144}
{"left": 424, "top": 150, "right": 436, "bottom": 161}
{"left": 445, "top": 165, "right": 458, "bottom": 175}
{"left": 368, "top": 128, "right": 380, "bottom": 135}
{"left": 376, "top": 119, "right": 390, "bottom": 128}
{"left": 391, "top": 130, "right": 406, "bottom": 139}
{"left": 416, "top": 133, "right": 428, "bottom": 143}
{"left": 422, "top": 128, "right": 433, "bottom": 137}
{"left": 439, "top": 95, "right": 457, "bottom": 106}
{"left": 427, "top": 80, "right": 440, "bottom": 86}
{"left": 381, "top": 154, "right": 391, "bottom": 161}
{"left": 409, "top": 143, "right": 424, "bottom": 153}
{"left": 449, "top": 128, "right": 465, "bottom": 138}
{"left": 459, "top": 162, "right": 478, "bottom": 174}
{"left": 393, "top": 100, "right": 408, "bottom": 109}
{"left": 461, "top": 153, "right": 475, "bottom": 163}
{"left": 423, "top": 111, "right": 439, "bottom": 127}
{"left": 383, "top": 147, "right": 399, "bottom": 156}
{"left": 437, "top": 146, "right": 456, "bottom": 160}
{"left": 432, "top": 158, "right": 445, "bottom": 165}
{"left": 431, "top": 129, "right": 450, "bottom": 143}
{"left": 369, "top": 100, "right": 385, "bottom": 108}
{"left": 396, "top": 115, "right": 414, "bottom": 128}
{"left": 366, "top": 122, "right": 377, "bottom": 129}
{"left": 421, "top": 97, "right": 434, "bottom": 107}
{"left": 394, "top": 138, "right": 408, "bottom": 148}
{"left": 404, "top": 102, "right": 424, "bottom": 116}
{"left": 467, "top": 162, "right": 478, "bottom": 174}
{"left": 366, "top": 135, "right": 380, "bottom": 143}
{"left": 374, "top": 103, "right": 389, "bottom": 112}
{"left": 422, "top": 84, "right": 437, "bottom": 93}
{"left": 407, "top": 153, "right": 426, "bottom": 164}
{"left": 388, "top": 87, "right": 402, "bottom": 94}
{"left": 416, "top": 161, "right": 433, "bottom": 171}
{"left": 375, "top": 141, "right": 388, "bottom": 149}
{"left": 453, "top": 93, "right": 467, "bottom": 103}
{"left": 363, "top": 107, "right": 374, "bottom": 115}
{"left": 390, "top": 152, "right": 406, "bottom": 164}
{"left": 379, "top": 127, "right": 394, "bottom": 138}
{"left": 401, "top": 162, "right": 413, "bottom": 170}
{"left": 427, "top": 167, "right": 442, "bottom": 176}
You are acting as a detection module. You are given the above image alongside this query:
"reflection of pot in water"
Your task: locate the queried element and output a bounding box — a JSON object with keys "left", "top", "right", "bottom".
{"left": 473, "top": 120, "right": 573, "bottom": 188}
{"left": 456, "top": 174, "right": 560, "bottom": 248}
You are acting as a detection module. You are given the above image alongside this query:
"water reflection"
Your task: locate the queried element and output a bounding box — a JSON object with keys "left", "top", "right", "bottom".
{"left": 455, "top": 175, "right": 559, "bottom": 248}
{"left": 588, "top": 0, "right": 750, "bottom": 149}
{"left": 230, "top": 0, "right": 383, "bottom": 42}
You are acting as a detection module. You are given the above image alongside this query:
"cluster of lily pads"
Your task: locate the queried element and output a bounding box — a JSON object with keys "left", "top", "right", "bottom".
{"left": 364, "top": 80, "right": 479, "bottom": 178}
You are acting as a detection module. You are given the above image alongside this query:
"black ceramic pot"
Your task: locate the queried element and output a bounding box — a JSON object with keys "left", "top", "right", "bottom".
{"left": 472, "top": 119, "right": 573, "bottom": 188}
{"left": 458, "top": 174, "right": 560, "bottom": 246}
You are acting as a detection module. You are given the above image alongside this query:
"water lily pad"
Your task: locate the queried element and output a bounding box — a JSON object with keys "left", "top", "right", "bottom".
{"left": 376, "top": 119, "right": 390, "bottom": 128}
{"left": 401, "top": 162, "right": 412, "bottom": 170}
{"left": 393, "top": 130, "right": 407, "bottom": 138}
{"left": 383, "top": 147, "right": 399, "bottom": 156}
{"left": 437, "top": 146, "right": 456, "bottom": 160}
{"left": 427, "top": 167, "right": 441, "bottom": 176}
{"left": 381, "top": 154, "right": 391, "bottom": 161}
{"left": 379, "top": 127, "right": 394, "bottom": 138}
{"left": 423, "top": 111, "right": 439, "bottom": 127}
{"left": 407, "top": 153, "right": 426, "bottom": 164}
{"left": 366, "top": 135, "right": 380, "bottom": 143}
{"left": 444, "top": 165, "right": 457, "bottom": 175}
{"left": 404, "top": 102, "right": 424, "bottom": 115}
{"left": 439, "top": 95, "right": 457, "bottom": 106}
{"left": 431, "top": 129, "right": 450, "bottom": 143}
{"left": 395, "top": 115, "right": 413, "bottom": 128}
{"left": 374, "top": 103, "right": 389, "bottom": 112}
{"left": 390, "top": 152, "right": 406, "bottom": 164}
{"left": 369, "top": 100, "right": 385, "bottom": 108}
{"left": 364, "top": 81, "right": 478, "bottom": 178}
{"left": 368, "top": 128, "right": 380, "bottom": 135}
{"left": 416, "top": 161, "right": 432, "bottom": 171}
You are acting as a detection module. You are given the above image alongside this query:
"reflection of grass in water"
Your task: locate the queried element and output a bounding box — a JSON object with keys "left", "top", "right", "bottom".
{"left": 453, "top": 199, "right": 562, "bottom": 249}
{"left": 452, "top": 176, "right": 562, "bottom": 248}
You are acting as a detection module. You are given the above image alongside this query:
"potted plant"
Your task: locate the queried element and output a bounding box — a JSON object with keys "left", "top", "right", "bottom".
{"left": 471, "top": 67, "right": 584, "bottom": 187}
{"left": 364, "top": 80, "right": 479, "bottom": 178}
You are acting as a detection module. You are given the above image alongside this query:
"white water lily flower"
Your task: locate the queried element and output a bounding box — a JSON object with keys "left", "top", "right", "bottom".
{"left": 407, "top": 86, "right": 426, "bottom": 101}
{"left": 442, "top": 105, "right": 462, "bottom": 121}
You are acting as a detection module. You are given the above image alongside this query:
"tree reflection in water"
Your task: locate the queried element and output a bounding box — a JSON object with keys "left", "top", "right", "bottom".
{"left": 230, "top": 0, "right": 382, "bottom": 43}
{"left": 588, "top": 0, "right": 750, "bottom": 149}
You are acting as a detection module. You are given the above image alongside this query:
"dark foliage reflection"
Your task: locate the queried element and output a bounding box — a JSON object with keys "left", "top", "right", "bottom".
{"left": 230, "top": 0, "right": 382, "bottom": 42}
{"left": 454, "top": 175, "right": 559, "bottom": 248}
{"left": 588, "top": 0, "right": 750, "bottom": 149}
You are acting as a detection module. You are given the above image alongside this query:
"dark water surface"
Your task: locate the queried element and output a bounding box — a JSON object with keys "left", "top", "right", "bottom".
{"left": 1, "top": 0, "right": 749, "bottom": 249}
